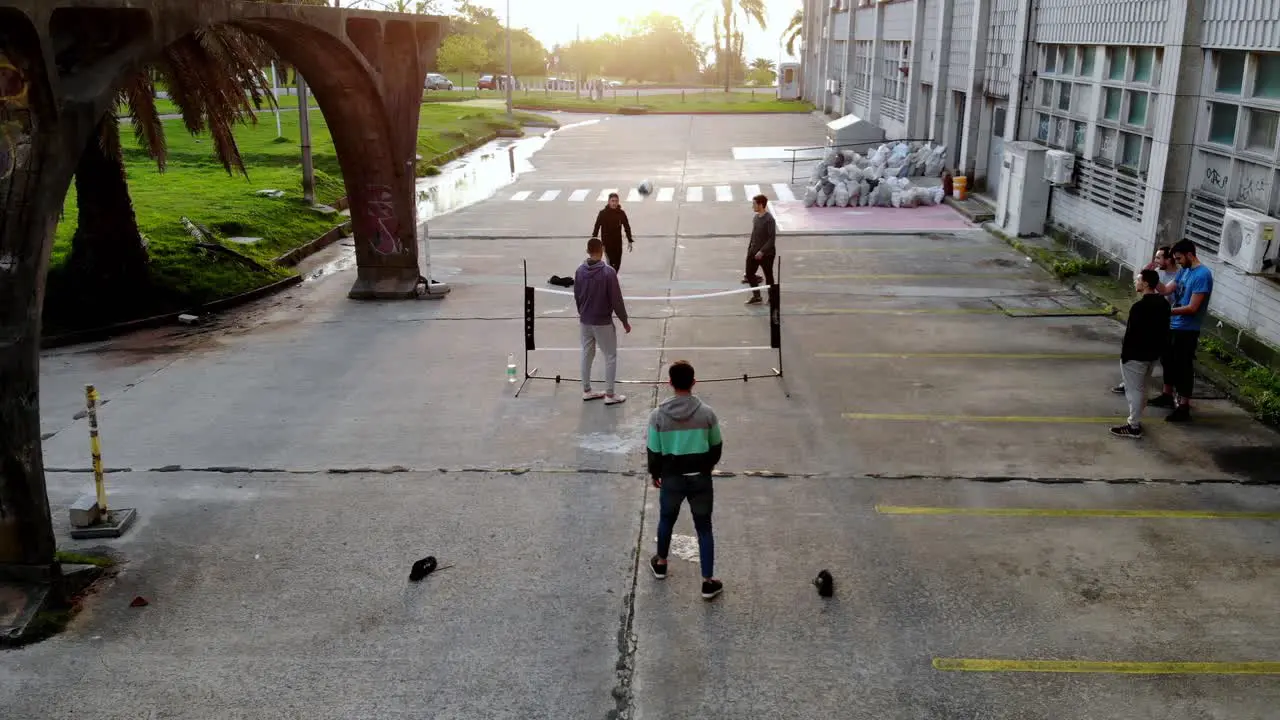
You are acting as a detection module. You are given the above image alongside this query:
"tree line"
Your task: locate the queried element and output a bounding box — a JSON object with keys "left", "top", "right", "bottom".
{"left": 437, "top": 2, "right": 782, "bottom": 89}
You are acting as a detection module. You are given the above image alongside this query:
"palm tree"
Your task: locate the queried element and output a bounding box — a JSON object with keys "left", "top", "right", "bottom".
{"left": 751, "top": 58, "right": 776, "bottom": 73}
{"left": 697, "top": 0, "right": 767, "bottom": 92}
{"left": 61, "top": 25, "right": 280, "bottom": 324}
{"left": 783, "top": 9, "right": 803, "bottom": 57}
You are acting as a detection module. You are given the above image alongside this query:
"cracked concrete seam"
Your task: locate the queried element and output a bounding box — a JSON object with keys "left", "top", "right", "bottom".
{"left": 36, "top": 465, "right": 1266, "bottom": 484}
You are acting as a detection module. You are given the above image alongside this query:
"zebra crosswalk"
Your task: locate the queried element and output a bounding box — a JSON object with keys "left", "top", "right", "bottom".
{"left": 506, "top": 183, "right": 799, "bottom": 204}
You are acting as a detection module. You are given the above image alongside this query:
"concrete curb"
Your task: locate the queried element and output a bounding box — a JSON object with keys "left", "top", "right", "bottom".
{"left": 273, "top": 221, "right": 353, "bottom": 267}
{"left": 41, "top": 275, "right": 303, "bottom": 351}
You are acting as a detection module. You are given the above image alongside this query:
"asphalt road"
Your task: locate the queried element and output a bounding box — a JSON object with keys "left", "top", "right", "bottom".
{"left": 7, "top": 113, "right": 1279, "bottom": 720}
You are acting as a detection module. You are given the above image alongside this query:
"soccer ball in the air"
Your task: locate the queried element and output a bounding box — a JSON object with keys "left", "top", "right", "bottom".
{"left": 637, "top": 180, "right": 653, "bottom": 196}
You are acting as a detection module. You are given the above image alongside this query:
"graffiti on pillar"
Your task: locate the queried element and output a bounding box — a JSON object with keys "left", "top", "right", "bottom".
{"left": 0, "top": 53, "right": 33, "bottom": 186}
{"left": 366, "top": 184, "right": 409, "bottom": 255}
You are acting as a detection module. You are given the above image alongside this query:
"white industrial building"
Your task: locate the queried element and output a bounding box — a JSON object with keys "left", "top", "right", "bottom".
{"left": 799, "top": 0, "right": 1280, "bottom": 365}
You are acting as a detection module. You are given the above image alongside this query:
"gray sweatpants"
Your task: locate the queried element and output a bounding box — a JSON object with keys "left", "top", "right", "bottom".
{"left": 1121, "top": 360, "right": 1155, "bottom": 428}
{"left": 581, "top": 323, "right": 618, "bottom": 394}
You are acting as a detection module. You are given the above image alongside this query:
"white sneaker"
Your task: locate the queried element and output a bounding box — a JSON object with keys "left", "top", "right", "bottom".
{"left": 583, "top": 391, "right": 605, "bottom": 401}
{"left": 604, "top": 394, "right": 627, "bottom": 405}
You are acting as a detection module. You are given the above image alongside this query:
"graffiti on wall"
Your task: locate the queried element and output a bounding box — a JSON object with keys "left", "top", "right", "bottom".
{"left": 0, "top": 52, "right": 32, "bottom": 186}
{"left": 366, "top": 184, "right": 409, "bottom": 255}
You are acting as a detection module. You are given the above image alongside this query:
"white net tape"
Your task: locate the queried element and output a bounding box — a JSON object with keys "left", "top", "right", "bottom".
{"left": 532, "top": 286, "right": 762, "bottom": 302}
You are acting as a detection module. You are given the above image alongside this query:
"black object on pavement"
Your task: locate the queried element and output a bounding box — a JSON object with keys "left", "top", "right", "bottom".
{"left": 814, "top": 569, "right": 834, "bottom": 598}
{"left": 410, "top": 556, "right": 438, "bottom": 582}
{"left": 548, "top": 275, "right": 574, "bottom": 288}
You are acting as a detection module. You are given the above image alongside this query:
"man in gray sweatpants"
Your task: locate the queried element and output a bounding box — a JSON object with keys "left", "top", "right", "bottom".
{"left": 574, "top": 237, "right": 632, "bottom": 405}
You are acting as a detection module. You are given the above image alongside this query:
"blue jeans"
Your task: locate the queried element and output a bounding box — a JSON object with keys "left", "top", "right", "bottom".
{"left": 656, "top": 473, "right": 714, "bottom": 579}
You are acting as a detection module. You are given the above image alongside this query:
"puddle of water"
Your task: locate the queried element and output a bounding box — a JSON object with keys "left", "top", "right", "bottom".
{"left": 306, "top": 119, "right": 595, "bottom": 284}
{"left": 414, "top": 118, "right": 599, "bottom": 225}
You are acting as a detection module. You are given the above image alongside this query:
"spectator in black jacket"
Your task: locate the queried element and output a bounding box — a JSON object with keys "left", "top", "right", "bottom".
{"left": 591, "top": 193, "right": 633, "bottom": 272}
{"left": 1111, "top": 269, "right": 1172, "bottom": 439}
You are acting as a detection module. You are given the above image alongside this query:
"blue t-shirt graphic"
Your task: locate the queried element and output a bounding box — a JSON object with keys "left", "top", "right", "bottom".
{"left": 1171, "top": 264, "right": 1213, "bottom": 331}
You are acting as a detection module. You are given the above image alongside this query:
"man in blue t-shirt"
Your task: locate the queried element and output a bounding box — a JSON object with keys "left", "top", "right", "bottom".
{"left": 1149, "top": 239, "right": 1213, "bottom": 422}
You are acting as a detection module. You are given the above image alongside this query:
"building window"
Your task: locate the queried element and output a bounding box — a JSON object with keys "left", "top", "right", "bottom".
{"left": 1062, "top": 46, "right": 1076, "bottom": 75}
{"left": 1096, "top": 127, "right": 1117, "bottom": 160}
{"left": 1037, "top": 113, "right": 1050, "bottom": 142}
{"left": 881, "top": 41, "right": 909, "bottom": 102}
{"left": 1247, "top": 109, "right": 1279, "bottom": 153}
{"left": 1058, "top": 82, "right": 1071, "bottom": 111}
{"left": 1040, "top": 79, "right": 1053, "bottom": 106}
{"left": 1126, "top": 91, "right": 1149, "bottom": 127}
{"left": 1103, "top": 87, "right": 1121, "bottom": 120}
{"left": 1255, "top": 54, "right": 1280, "bottom": 99}
{"left": 1208, "top": 102, "right": 1239, "bottom": 145}
{"left": 1072, "top": 121, "right": 1087, "bottom": 152}
{"left": 1092, "top": 47, "right": 1158, "bottom": 175}
{"left": 852, "top": 41, "right": 873, "bottom": 91}
{"left": 1081, "top": 47, "right": 1096, "bottom": 77}
{"left": 1108, "top": 48, "right": 1126, "bottom": 81}
{"left": 1186, "top": 51, "right": 1280, "bottom": 254}
{"left": 1133, "top": 48, "right": 1155, "bottom": 83}
{"left": 1216, "top": 50, "right": 1246, "bottom": 94}
{"left": 1044, "top": 46, "right": 1057, "bottom": 73}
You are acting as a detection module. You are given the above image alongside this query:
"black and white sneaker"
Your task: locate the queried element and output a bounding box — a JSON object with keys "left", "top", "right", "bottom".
{"left": 649, "top": 555, "right": 667, "bottom": 579}
{"left": 1110, "top": 424, "right": 1142, "bottom": 439}
{"left": 744, "top": 296, "right": 763, "bottom": 305}
{"left": 700, "top": 579, "right": 723, "bottom": 600}
{"left": 1111, "top": 383, "right": 1126, "bottom": 394}
{"left": 1165, "top": 405, "right": 1192, "bottom": 423}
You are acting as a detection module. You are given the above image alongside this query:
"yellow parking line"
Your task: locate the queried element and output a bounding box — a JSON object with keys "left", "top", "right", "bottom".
{"left": 818, "top": 352, "right": 1113, "bottom": 360}
{"left": 876, "top": 505, "right": 1280, "bottom": 520}
{"left": 843, "top": 413, "right": 1114, "bottom": 424}
{"left": 794, "top": 273, "right": 1013, "bottom": 280}
{"left": 933, "top": 658, "right": 1280, "bottom": 675}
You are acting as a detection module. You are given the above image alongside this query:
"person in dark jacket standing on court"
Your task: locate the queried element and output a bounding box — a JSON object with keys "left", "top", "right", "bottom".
{"left": 647, "top": 360, "right": 725, "bottom": 600}
{"left": 591, "top": 192, "right": 633, "bottom": 272}
{"left": 744, "top": 194, "right": 777, "bottom": 305}
{"left": 1111, "top": 269, "right": 1171, "bottom": 439}
{"left": 575, "top": 237, "right": 631, "bottom": 405}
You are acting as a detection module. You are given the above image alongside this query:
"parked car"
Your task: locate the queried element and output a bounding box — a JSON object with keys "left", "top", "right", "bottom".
{"left": 478, "top": 74, "right": 517, "bottom": 90}
{"left": 607, "top": 80, "right": 622, "bottom": 88}
{"left": 424, "top": 73, "right": 454, "bottom": 91}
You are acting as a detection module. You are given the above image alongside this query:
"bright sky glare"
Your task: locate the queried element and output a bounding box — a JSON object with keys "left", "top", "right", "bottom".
{"left": 447, "top": 0, "right": 801, "bottom": 65}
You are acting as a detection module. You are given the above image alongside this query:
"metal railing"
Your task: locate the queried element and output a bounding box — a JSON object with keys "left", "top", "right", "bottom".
{"left": 784, "top": 138, "right": 936, "bottom": 183}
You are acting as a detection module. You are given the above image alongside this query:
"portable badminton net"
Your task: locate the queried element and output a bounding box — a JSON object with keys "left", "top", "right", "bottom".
{"left": 515, "top": 259, "right": 785, "bottom": 397}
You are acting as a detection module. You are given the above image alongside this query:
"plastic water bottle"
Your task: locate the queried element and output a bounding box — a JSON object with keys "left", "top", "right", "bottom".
{"left": 507, "top": 353, "right": 517, "bottom": 383}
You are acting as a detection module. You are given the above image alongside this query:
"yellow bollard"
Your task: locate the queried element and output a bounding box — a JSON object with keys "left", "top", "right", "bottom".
{"left": 85, "top": 384, "right": 107, "bottom": 513}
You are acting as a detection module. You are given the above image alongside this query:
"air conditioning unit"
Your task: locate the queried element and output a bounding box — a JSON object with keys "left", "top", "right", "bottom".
{"left": 1218, "top": 207, "right": 1280, "bottom": 272}
{"left": 1044, "top": 149, "right": 1075, "bottom": 186}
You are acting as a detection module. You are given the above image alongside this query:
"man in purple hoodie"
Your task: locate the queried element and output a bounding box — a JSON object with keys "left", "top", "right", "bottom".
{"left": 575, "top": 237, "right": 632, "bottom": 405}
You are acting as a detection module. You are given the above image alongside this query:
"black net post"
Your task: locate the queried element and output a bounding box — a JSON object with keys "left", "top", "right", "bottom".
{"left": 524, "top": 286, "right": 536, "bottom": 351}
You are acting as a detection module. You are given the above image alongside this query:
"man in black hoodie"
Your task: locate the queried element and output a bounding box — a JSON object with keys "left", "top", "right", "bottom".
{"left": 591, "top": 192, "right": 633, "bottom": 272}
{"left": 1111, "top": 269, "right": 1171, "bottom": 439}
{"left": 744, "top": 194, "right": 777, "bottom": 305}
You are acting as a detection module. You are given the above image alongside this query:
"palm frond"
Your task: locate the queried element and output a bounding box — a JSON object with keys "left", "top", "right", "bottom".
{"left": 120, "top": 70, "right": 167, "bottom": 172}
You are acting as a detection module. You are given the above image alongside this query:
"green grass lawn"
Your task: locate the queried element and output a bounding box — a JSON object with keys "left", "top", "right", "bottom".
{"left": 50, "top": 103, "right": 553, "bottom": 326}
{"left": 119, "top": 93, "right": 303, "bottom": 118}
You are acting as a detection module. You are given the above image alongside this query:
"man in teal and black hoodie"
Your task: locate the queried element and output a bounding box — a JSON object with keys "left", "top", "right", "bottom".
{"left": 647, "top": 361, "right": 725, "bottom": 600}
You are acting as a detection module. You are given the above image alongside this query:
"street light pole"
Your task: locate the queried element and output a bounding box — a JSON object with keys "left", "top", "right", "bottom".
{"left": 505, "top": 0, "right": 513, "bottom": 118}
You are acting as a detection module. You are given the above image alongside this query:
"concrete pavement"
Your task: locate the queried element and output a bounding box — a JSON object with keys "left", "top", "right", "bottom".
{"left": 7, "top": 113, "right": 1279, "bottom": 719}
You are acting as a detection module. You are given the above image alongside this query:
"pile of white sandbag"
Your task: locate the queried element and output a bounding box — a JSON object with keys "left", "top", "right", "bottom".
{"left": 802, "top": 141, "right": 949, "bottom": 209}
